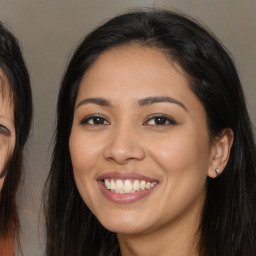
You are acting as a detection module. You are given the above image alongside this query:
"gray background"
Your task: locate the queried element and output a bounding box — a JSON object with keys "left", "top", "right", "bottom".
{"left": 0, "top": 1, "right": 255, "bottom": 255}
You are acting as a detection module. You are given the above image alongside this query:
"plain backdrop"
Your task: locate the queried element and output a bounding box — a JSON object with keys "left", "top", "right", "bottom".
{"left": 0, "top": 1, "right": 255, "bottom": 255}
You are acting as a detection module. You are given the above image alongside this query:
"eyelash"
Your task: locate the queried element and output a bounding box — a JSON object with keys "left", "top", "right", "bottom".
{"left": 80, "top": 115, "right": 110, "bottom": 125}
{"left": 80, "top": 114, "right": 176, "bottom": 126}
{"left": 144, "top": 114, "right": 177, "bottom": 126}
{"left": 0, "top": 125, "right": 11, "bottom": 136}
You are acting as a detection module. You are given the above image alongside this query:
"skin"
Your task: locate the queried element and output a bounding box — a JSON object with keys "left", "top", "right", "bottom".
{"left": 69, "top": 45, "right": 233, "bottom": 256}
{"left": 0, "top": 69, "right": 15, "bottom": 190}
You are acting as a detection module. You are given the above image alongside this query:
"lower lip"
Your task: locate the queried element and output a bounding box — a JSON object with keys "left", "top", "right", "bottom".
{"left": 98, "top": 181, "right": 157, "bottom": 204}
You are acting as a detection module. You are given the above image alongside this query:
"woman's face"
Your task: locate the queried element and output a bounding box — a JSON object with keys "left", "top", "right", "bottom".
{"left": 0, "top": 69, "right": 15, "bottom": 190}
{"left": 69, "top": 45, "right": 217, "bottom": 235}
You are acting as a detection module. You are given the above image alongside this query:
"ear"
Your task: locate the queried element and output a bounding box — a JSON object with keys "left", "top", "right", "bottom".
{"left": 207, "top": 128, "right": 234, "bottom": 178}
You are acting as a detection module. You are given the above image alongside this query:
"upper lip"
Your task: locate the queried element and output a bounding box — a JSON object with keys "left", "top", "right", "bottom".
{"left": 97, "top": 172, "right": 158, "bottom": 183}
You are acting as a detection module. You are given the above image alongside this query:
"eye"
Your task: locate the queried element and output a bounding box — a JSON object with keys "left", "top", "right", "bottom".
{"left": 80, "top": 115, "right": 110, "bottom": 125}
{"left": 0, "top": 125, "right": 10, "bottom": 136}
{"left": 144, "top": 114, "right": 176, "bottom": 126}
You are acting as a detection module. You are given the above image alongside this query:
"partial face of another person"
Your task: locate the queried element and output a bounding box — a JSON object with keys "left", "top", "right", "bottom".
{"left": 69, "top": 45, "right": 219, "bottom": 235}
{"left": 0, "top": 69, "right": 15, "bottom": 190}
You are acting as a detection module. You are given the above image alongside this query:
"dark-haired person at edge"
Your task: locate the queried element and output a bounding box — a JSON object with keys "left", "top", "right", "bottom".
{"left": 44, "top": 10, "right": 256, "bottom": 256}
{"left": 0, "top": 22, "right": 32, "bottom": 255}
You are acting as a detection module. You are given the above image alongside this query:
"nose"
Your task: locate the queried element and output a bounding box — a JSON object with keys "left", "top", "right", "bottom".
{"left": 103, "top": 123, "right": 145, "bottom": 165}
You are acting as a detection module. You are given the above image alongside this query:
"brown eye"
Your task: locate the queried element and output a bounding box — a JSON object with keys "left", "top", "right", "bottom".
{"left": 80, "top": 115, "right": 110, "bottom": 125}
{"left": 145, "top": 115, "right": 176, "bottom": 126}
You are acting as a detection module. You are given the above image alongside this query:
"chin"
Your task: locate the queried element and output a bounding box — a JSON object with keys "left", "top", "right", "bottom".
{"left": 97, "top": 211, "right": 151, "bottom": 235}
{"left": 103, "top": 222, "right": 147, "bottom": 235}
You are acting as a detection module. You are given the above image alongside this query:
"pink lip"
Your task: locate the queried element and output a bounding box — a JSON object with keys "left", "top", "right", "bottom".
{"left": 97, "top": 172, "right": 158, "bottom": 204}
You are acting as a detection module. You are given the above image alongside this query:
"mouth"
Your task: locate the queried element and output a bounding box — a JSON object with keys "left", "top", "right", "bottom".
{"left": 103, "top": 179, "right": 158, "bottom": 194}
{"left": 97, "top": 172, "right": 159, "bottom": 203}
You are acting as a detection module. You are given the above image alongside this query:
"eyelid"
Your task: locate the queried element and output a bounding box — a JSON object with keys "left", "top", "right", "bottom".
{"left": 143, "top": 113, "right": 177, "bottom": 126}
{"left": 79, "top": 114, "right": 110, "bottom": 125}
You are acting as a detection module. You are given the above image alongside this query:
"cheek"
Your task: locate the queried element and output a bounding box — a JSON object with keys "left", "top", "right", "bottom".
{"left": 0, "top": 139, "right": 14, "bottom": 190}
{"left": 147, "top": 127, "right": 211, "bottom": 188}
{"left": 69, "top": 129, "right": 101, "bottom": 174}
{"left": 0, "top": 139, "right": 13, "bottom": 173}
{"left": 0, "top": 148, "right": 7, "bottom": 172}
{"left": 144, "top": 131, "right": 210, "bottom": 221}
{"left": 69, "top": 128, "right": 104, "bottom": 211}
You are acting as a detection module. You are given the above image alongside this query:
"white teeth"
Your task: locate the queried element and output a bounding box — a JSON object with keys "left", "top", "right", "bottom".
{"left": 104, "top": 179, "right": 157, "bottom": 193}
{"left": 145, "top": 182, "right": 151, "bottom": 189}
{"left": 140, "top": 180, "right": 146, "bottom": 190}
{"left": 123, "top": 180, "right": 133, "bottom": 192}
{"left": 110, "top": 180, "right": 115, "bottom": 190}
{"left": 133, "top": 180, "right": 140, "bottom": 191}
{"left": 151, "top": 182, "right": 157, "bottom": 187}
{"left": 116, "top": 180, "right": 123, "bottom": 190}
{"left": 105, "top": 179, "right": 111, "bottom": 189}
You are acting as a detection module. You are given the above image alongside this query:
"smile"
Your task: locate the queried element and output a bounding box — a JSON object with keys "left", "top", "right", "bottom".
{"left": 97, "top": 172, "right": 159, "bottom": 203}
{"left": 104, "top": 179, "right": 158, "bottom": 194}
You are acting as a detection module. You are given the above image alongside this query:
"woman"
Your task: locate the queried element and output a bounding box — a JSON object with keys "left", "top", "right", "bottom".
{"left": 0, "top": 22, "right": 32, "bottom": 255}
{"left": 44, "top": 10, "right": 256, "bottom": 256}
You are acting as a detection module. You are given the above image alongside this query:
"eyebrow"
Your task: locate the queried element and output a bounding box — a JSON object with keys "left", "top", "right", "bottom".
{"left": 76, "top": 96, "right": 187, "bottom": 111}
{"left": 138, "top": 96, "right": 187, "bottom": 111}
{"left": 77, "top": 98, "right": 112, "bottom": 108}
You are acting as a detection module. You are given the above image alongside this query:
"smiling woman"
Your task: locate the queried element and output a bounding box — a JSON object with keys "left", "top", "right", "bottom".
{"left": 0, "top": 22, "right": 32, "bottom": 255}
{"left": 69, "top": 45, "right": 222, "bottom": 240}
{"left": 44, "top": 10, "right": 256, "bottom": 256}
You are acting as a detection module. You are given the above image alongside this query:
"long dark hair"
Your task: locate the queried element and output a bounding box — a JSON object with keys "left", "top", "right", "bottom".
{"left": 44, "top": 10, "right": 256, "bottom": 256}
{"left": 0, "top": 22, "right": 32, "bottom": 240}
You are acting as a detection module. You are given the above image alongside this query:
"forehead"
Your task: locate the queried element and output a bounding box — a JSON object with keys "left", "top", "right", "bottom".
{"left": 77, "top": 45, "right": 191, "bottom": 100}
{"left": 76, "top": 45, "right": 207, "bottom": 123}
